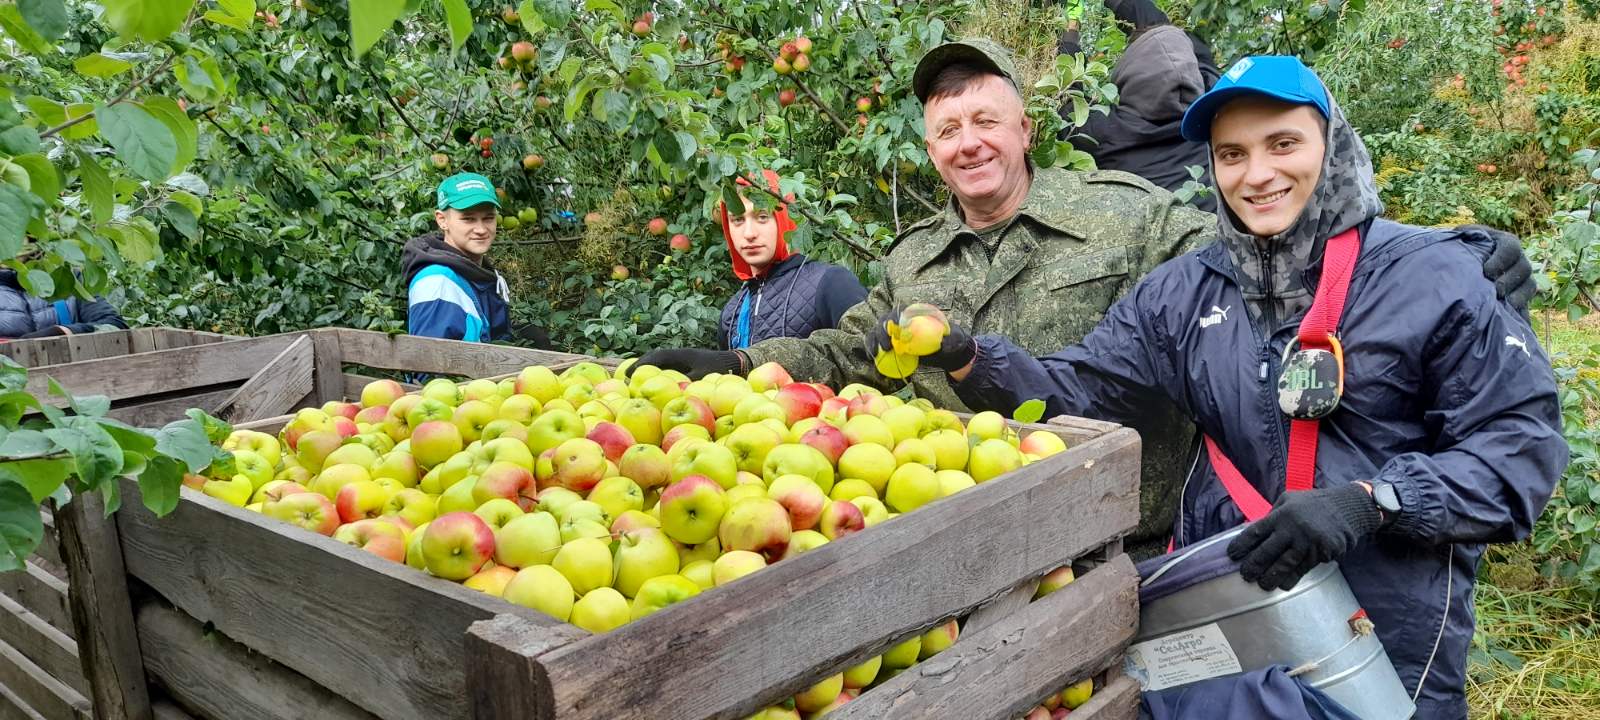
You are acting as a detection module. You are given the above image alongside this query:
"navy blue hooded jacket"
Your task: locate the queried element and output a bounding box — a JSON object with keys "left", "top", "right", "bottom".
{"left": 954, "top": 218, "right": 1566, "bottom": 718}
{"left": 402, "top": 233, "right": 510, "bottom": 343}
{"left": 0, "top": 270, "right": 127, "bottom": 338}
{"left": 718, "top": 254, "right": 867, "bottom": 350}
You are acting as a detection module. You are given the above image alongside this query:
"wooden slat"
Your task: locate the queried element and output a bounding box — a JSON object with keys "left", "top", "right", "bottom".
{"left": 0, "top": 562, "right": 71, "bottom": 635}
{"left": 150, "top": 329, "right": 235, "bottom": 350}
{"left": 212, "top": 335, "right": 314, "bottom": 423}
{"left": 1065, "top": 670, "right": 1139, "bottom": 720}
{"left": 0, "top": 679, "right": 47, "bottom": 720}
{"left": 524, "top": 428, "right": 1142, "bottom": 720}
{"left": 0, "top": 591, "right": 85, "bottom": 696}
{"left": 33, "top": 510, "right": 60, "bottom": 568}
{"left": 126, "top": 329, "right": 159, "bottom": 354}
{"left": 308, "top": 330, "right": 345, "bottom": 405}
{"left": 24, "top": 334, "right": 303, "bottom": 406}
{"left": 333, "top": 329, "right": 589, "bottom": 379}
{"left": 464, "top": 616, "right": 578, "bottom": 720}
{"left": 830, "top": 555, "right": 1138, "bottom": 720}
{"left": 115, "top": 480, "right": 585, "bottom": 720}
{"left": 149, "top": 701, "right": 197, "bottom": 720}
{"left": 0, "top": 635, "right": 90, "bottom": 719}
{"left": 135, "top": 601, "right": 377, "bottom": 720}
{"left": 57, "top": 492, "right": 153, "bottom": 720}
{"left": 106, "top": 388, "right": 239, "bottom": 429}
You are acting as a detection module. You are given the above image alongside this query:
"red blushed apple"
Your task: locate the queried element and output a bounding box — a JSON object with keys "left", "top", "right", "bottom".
{"left": 767, "top": 475, "right": 827, "bottom": 531}
{"left": 808, "top": 383, "right": 836, "bottom": 401}
{"left": 747, "top": 361, "right": 794, "bottom": 392}
{"left": 335, "top": 480, "right": 391, "bottom": 523}
{"left": 662, "top": 396, "right": 716, "bottom": 434}
{"left": 473, "top": 462, "right": 537, "bottom": 506}
{"left": 182, "top": 473, "right": 208, "bottom": 491}
{"left": 798, "top": 424, "right": 850, "bottom": 467}
{"left": 818, "top": 397, "right": 851, "bottom": 424}
{"left": 660, "top": 424, "right": 709, "bottom": 452}
{"left": 585, "top": 421, "right": 636, "bottom": 463}
{"left": 846, "top": 394, "right": 888, "bottom": 418}
{"left": 719, "top": 497, "right": 792, "bottom": 562}
{"left": 354, "top": 405, "right": 389, "bottom": 425}
{"left": 818, "top": 500, "right": 865, "bottom": 540}
{"left": 321, "top": 401, "right": 360, "bottom": 420}
{"left": 332, "top": 417, "right": 359, "bottom": 438}
{"left": 261, "top": 481, "right": 310, "bottom": 504}
{"left": 774, "top": 383, "right": 823, "bottom": 425}
{"left": 265, "top": 492, "right": 340, "bottom": 535}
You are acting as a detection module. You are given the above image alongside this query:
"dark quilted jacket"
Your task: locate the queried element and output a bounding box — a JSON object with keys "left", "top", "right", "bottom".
{"left": 0, "top": 271, "right": 127, "bottom": 339}
{"left": 718, "top": 254, "right": 867, "bottom": 350}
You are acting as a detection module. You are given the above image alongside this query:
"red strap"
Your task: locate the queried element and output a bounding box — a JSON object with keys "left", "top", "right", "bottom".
{"left": 1203, "top": 228, "right": 1363, "bottom": 524}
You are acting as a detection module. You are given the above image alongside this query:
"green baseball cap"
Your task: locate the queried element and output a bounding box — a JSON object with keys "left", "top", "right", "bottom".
{"left": 912, "top": 38, "right": 1021, "bottom": 103}
{"left": 436, "top": 172, "right": 500, "bottom": 210}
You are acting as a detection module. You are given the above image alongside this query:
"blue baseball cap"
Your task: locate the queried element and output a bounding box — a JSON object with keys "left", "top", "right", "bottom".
{"left": 436, "top": 172, "right": 500, "bottom": 210}
{"left": 1180, "top": 56, "right": 1331, "bottom": 142}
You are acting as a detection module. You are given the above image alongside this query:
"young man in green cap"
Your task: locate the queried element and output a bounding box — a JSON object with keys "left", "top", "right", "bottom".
{"left": 403, "top": 172, "right": 512, "bottom": 342}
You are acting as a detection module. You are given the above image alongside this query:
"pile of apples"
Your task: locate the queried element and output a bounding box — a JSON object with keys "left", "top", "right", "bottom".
{"left": 1020, "top": 676, "right": 1095, "bottom": 719}
{"left": 196, "top": 359, "right": 1071, "bottom": 717}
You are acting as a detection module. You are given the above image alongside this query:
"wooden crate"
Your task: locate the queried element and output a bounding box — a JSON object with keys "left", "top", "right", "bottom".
{"left": 2, "top": 344, "right": 1142, "bottom": 720}
{"left": 8, "top": 327, "right": 590, "bottom": 428}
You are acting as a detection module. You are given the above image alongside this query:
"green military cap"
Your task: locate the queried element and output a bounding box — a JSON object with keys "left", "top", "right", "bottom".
{"left": 436, "top": 172, "right": 500, "bottom": 210}
{"left": 912, "top": 37, "right": 1021, "bottom": 103}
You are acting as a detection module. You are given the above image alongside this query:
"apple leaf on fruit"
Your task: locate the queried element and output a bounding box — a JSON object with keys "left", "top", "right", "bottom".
{"left": 154, "top": 417, "right": 223, "bottom": 473}
{"left": 1012, "top": 399, "right": 1046, "bottom": 425}
{"left": 0, "top": 483, "right": 43, "bottom": 572}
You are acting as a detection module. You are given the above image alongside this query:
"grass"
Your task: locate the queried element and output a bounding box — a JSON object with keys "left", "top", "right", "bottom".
{"left": 1467, "top": 310, "right": 1600, "bottom": 719}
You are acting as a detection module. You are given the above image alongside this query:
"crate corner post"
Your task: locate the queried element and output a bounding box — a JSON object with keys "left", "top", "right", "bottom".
{"left": 56, "top": 492, "right": 155, "bottom": 720}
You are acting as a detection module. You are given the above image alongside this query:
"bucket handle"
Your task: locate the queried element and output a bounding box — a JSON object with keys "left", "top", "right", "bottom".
{"left": 1140, "top": 525, "right": 1249, "bottom": 589}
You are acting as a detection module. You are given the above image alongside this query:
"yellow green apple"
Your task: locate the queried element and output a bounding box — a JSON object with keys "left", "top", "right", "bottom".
{"left": 570, "top": 586, "right": 631, "bottom": 633}
{"left": 503, "top": 564, "right": 575, "bottom": 621}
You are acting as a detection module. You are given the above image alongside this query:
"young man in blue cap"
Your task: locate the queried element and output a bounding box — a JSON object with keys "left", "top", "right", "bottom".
{"left": 403, "top": 173, "right": 512, "bottom": 343}
{"left": 872, "top": 56, "right": 1567, "bottom": 717}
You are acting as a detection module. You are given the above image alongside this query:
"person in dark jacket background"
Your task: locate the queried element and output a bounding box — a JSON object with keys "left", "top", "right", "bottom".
{"left": 1059, "top": 0, "right": 1220, "bottom": 211}
{"left": 717, "top": 169, "right": 867, "bottom": 350}
{"left": 876, "top": 56, "right": 1566, "bottom": 718}
{"left": 0, "top": 270, "right": 127, "bottom": 339}
{"left": 403, "top": 172, "right": 513, "bottom": 343}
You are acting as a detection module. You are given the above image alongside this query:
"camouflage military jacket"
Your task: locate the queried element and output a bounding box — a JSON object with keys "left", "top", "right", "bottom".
{"left": 742, "top": 167, "right": 1216, "bottom": 548}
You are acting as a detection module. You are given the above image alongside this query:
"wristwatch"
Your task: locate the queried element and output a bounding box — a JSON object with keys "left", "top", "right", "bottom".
{"left": 1370, "top": 481, "right": 1401, "bottom": 525}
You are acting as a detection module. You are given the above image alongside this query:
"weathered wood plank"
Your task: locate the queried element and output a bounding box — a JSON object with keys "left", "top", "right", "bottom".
{"left": 0, "top": 635, "right": 90, "bottom": 720}
{"left": 25, "top": 334, "right": 302, "bottom": 406}
{"left": 33, "top": 510, "right": 61, "bottom": 568}
{"left": 135, "top": 601, "right": 378, "bottom": 720}
{"left": 0, "top": 591, "right": 86, "bottom": 696}
{"left": 57, "top": 493, "right": 153, "bottom": 720}
{"left": 464, "top": 615, "right": 575, "bottom": 720}
{"left": 66, "top": 333, "right": 133, "bottom": 362}
{"left": 149, "top": 701, "right": 196, "bottom": 720}
{"left": 150, "top": 329, "right": 235, "bottom": 350}
{"left": 0, "top": 562, "right": 71, "bottom": 635}
{"left": 531, "top": 428, "right": 1142, "bottom": 720}
{"left": 0, "top": 679, "right": 47, "bottom": 720}
{"left": 308, "top": 330, "right": 344, "bottom": 405}
{"left": 1064, "top": 670, "right": 1139, "bottom": 720}
{"left": 333, "top": 329, "right": 589, "bottom": 379}
{"left": 106, "top": 389, "right": 238, "bottom": 429}
{"left": 213, "top": 336, "right": 314, "bottom": 423}
{"left": 115, "top": 480, "right": 585, "bottom": 720}
{"left": 963, "top": 578, "right": 1040, "bottom": 636}
{"left": 830, "top": 555, "right": 1138, "bottom": 720}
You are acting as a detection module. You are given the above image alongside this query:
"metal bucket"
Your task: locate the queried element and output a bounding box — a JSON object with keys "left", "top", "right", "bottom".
{"left": 1129, "top": 528, "right": 1416, "bottom": 720}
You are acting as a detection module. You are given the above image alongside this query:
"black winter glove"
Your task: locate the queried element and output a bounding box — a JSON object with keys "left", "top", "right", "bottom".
{"left": 636, "top": 348, "right": 745, "bottom": 379}
{"left": 1458, "top": 224, "right": 1536, "bottom": 317}
{"left": 864, "top": 305, "right": 977, "bottom": 376}
{"left": 1225, "top": 482, "right": 1382, "bottom": 592}
{"left": 18, "top": 326, "right": 66, "bottom": 339}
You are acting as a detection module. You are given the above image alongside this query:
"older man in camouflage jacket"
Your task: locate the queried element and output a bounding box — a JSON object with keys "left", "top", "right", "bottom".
{"left": 641, "top": 39, "right": 1533, "bottom": 554}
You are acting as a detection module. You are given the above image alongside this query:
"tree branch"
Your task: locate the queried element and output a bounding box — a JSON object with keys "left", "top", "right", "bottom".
{"left": 359, "top": 64, "right": 435, "bottom": 152}
{"left": 40, "top": 54, "right": 177, "bottom": 140}
{"left": 745, "top": 179, "right": 879, "bottom": 262}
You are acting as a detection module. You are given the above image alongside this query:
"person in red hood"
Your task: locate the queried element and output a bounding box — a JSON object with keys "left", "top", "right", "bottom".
{"left": 716, "top": 169, "right": 868, "bottom": 352}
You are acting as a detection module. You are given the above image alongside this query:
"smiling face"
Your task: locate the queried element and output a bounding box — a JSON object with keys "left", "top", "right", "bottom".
{"left": 1210, "top": 96, "right": 1327, "bottom": 238}
{"left": 923, "top": 72, "right": 1034, "bottom": 228}
{"left": 727, "top": 196, "right": 781, "bottom": 272}
{"left": 435, "top": 204, "right": 497, "bottom": 261}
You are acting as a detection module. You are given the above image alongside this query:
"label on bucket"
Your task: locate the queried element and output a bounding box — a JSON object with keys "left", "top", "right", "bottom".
{"left": 1123, "top": 623, "right": 1244, "bottom": 692}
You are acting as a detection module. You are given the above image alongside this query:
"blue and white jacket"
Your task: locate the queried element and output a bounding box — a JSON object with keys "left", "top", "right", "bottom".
{"left": 401, "top": 233, "right": 510, "bottom": 343}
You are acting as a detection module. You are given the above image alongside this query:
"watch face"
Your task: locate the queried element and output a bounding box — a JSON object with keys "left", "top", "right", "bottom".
{"left": 1374, "top": 483, "right": 1401, "bottom": 513}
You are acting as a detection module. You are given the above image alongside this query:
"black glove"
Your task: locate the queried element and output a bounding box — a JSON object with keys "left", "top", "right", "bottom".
{"left": 511, "top": 322, "right": 553, "bottom": 350}
{"left": 18, "top": 326, "right": 66, "bottom": 339}
{"left": 636, "top": 348, "right": 745, "bottom": 379}
{"left": 1225, "top": 483, "right": 1382, "bottom": 591}
{"left": 1458, "top": 224, "right": 1536, "bottom": 317}
{"left": 865, "top": 305, "right": 977, "bottom": 374}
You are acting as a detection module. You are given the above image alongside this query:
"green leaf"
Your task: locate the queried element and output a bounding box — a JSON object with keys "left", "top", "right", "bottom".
{"left": 97, "top": 103, "right": 178, "bottom": 182}
{"left": 202, "top": 0, "right": 252, "bottom": 29}
{"left": 10, "top": 154, "right": 57, "bottom": 204}
{"left": 139, "top": 97, "right": 196, "bottom": 175}
{"left": 582, "top": 0, "right": 623, "bottom": 25}
{"left": 1012, "top": 399, "right": 1046, "bottom": 425}
{"left": 558, "top": 57, "right": 582, "bottom": 86}
{"left": 0, "top": 183, "right": 40, "bottom": 258}
{"left": 16, "top": 0, "right": 65, "bottom": 40}
{"left": 0, "top": 4, "right": 53, "bottom": 55}
{"left": 0, "top": 483, "right": 42, "bottom": 571}
{"left": 59, "top": 104, "right": 96, "bottom": 140}
{"left": 441, "top": 0, "right": 470, "bottom": 51}
{"left": 97, "top": 418, "right": 154, "bottom": 453}
{"left": 76, "top": 149, "right": 113, "bottom": 224}
{"left": 186, "top": 408, "right": 232, "bottom": 444}
{"left": 44, "top": 417, "right": 124, "bottom": 489}
{"left": 0, "top": 428, "right": 52, "bottom": 457}
{"left": 0, "top": 125, "right": 40, "bottom": 155}
{"left": 0, "top": 458, "right": 70, "bottom": 502}
{"left": 108, "top": 218, "right": 161, "bottom": 264}
{"left": 138, "top": 455, "right": 183, "bottom": 516}
{"left": 349, "top": 0, "right": 407, "bottom": 57}
{"left": 565, "top": 73, "right": 604, "bottom": 123}
{"left": 174, "top": 53, "right": 225, "bottom": 103}
{"left": 167, "top": 189, "right": 202, "bottom": 217}
{"left": 74, "top": 52, "right": 135, "bottom": 78}
{"left": 517, "top": 0, "right": 545, "bottom": 34}
{"left": 21, "top": 268, "right": 52, "bottom": 297}
{"left": 164, "top": 201, "right": 198, "bottom": 239}
{"left": 101, "top": 0, "right": 197, "bottom": 42}
{"left": 153, "top": 417, "right": 219, "bottom": 472}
